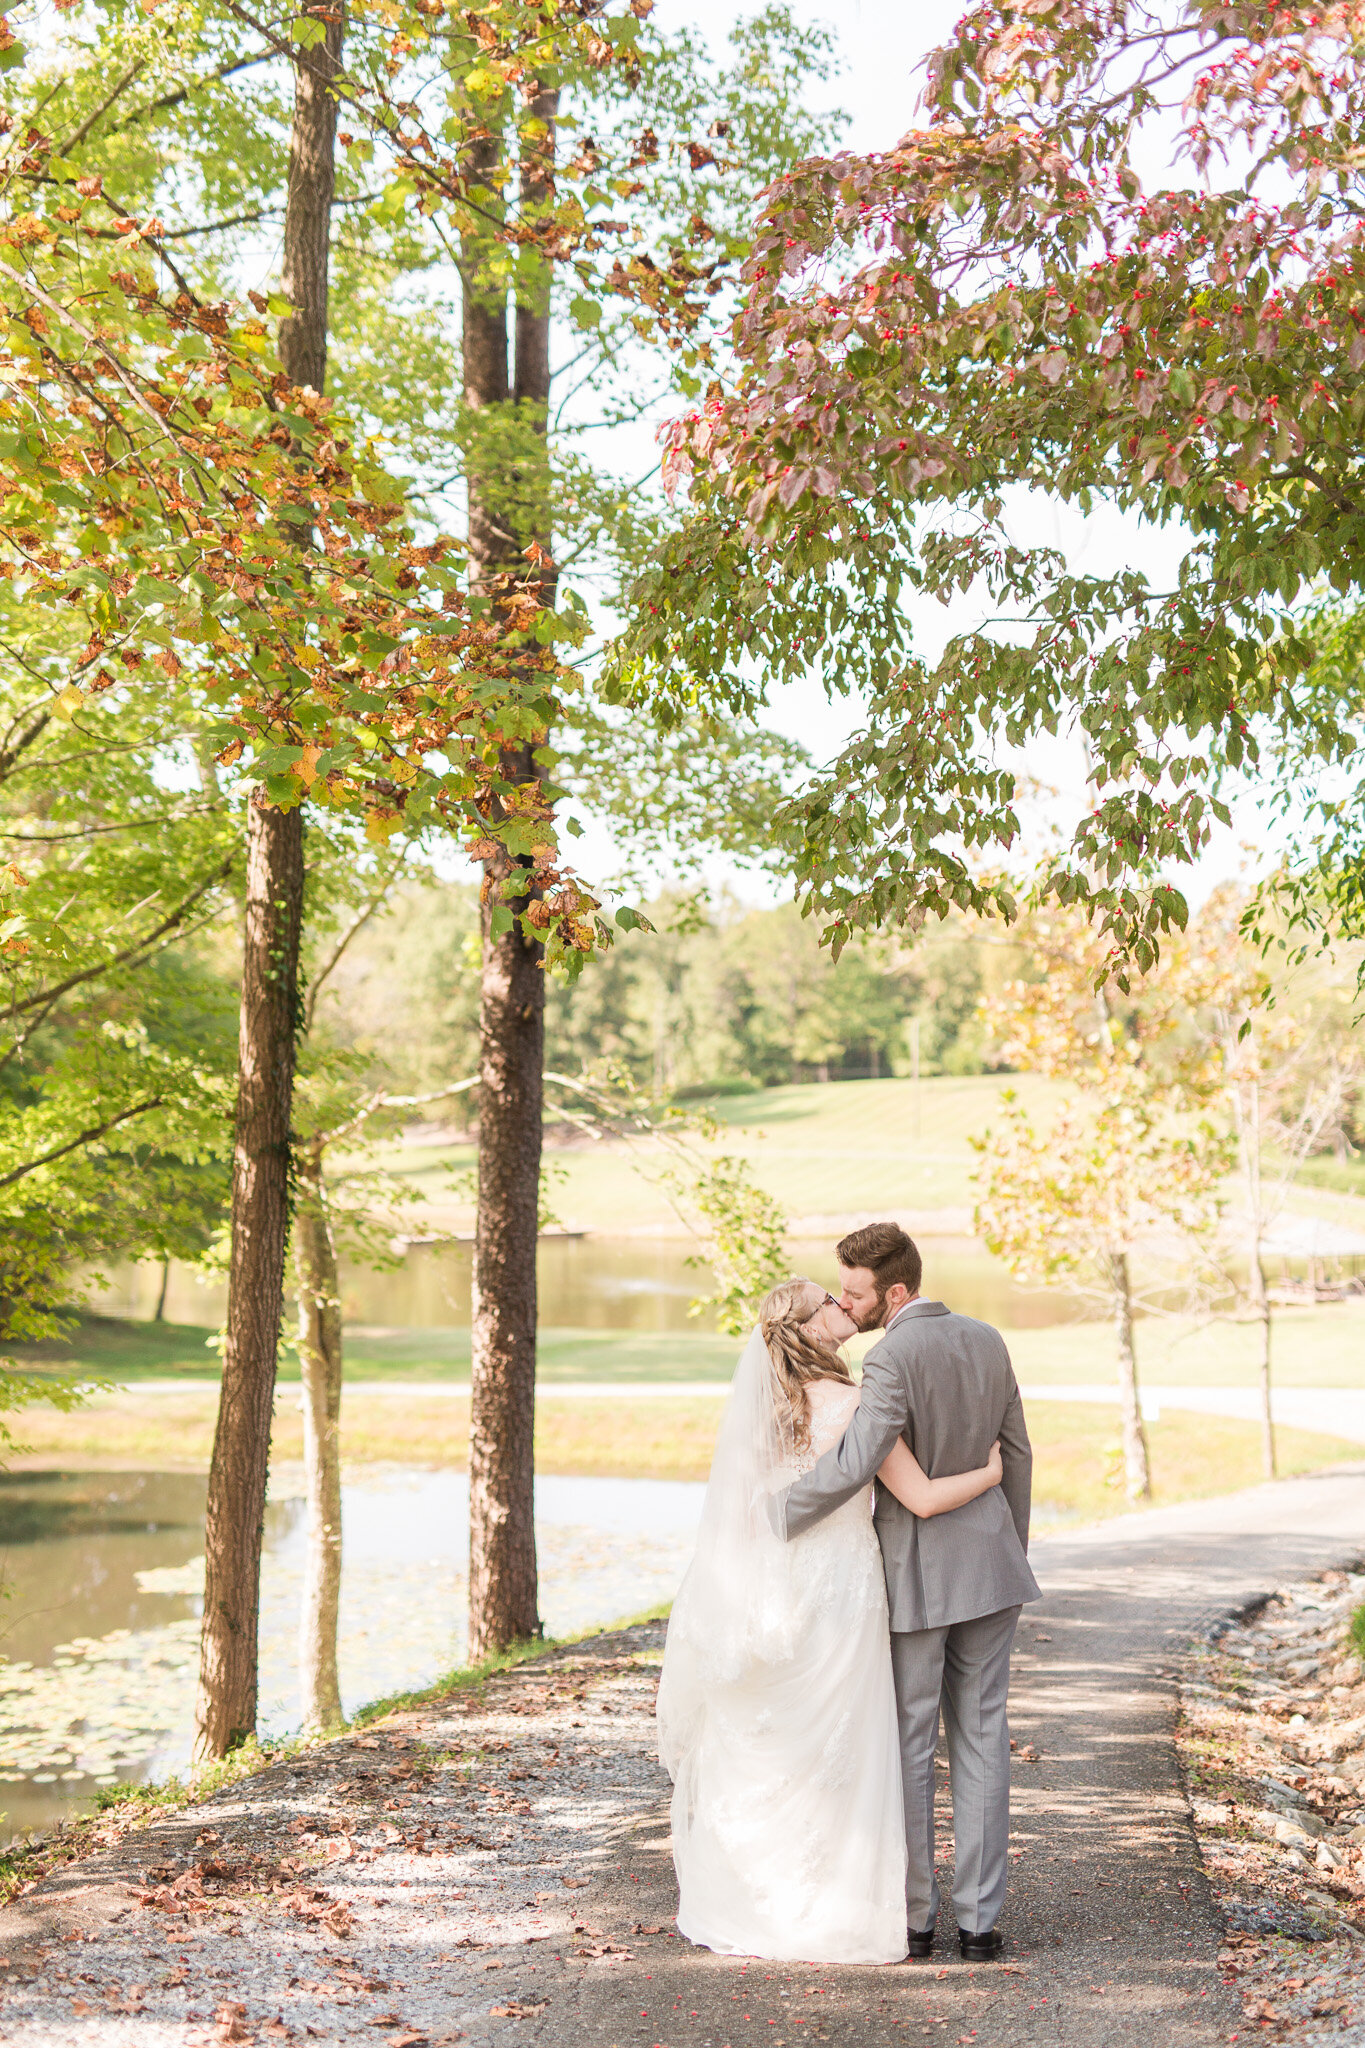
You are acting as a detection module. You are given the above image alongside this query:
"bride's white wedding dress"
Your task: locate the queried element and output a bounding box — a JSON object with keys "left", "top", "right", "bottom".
{"left": 657, "top": 1343, "right": 907, "bottom": 1964}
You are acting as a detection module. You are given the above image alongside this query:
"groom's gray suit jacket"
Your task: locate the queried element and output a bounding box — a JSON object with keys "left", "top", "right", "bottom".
{"left": 779, "top": 1300, "right": 1040, "bottom": 1632}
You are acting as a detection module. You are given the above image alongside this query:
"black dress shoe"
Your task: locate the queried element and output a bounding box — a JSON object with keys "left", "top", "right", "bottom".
{"left": 958, "top": 1926, "right": 1003, "bottom": 1962}
{"left": 906, "top": 1926, "right": 935, "bottom": 1959}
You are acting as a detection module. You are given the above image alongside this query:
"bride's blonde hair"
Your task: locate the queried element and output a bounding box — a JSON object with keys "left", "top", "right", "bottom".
{"left": 759, "top": 1277, "right": 853, "bottom": 1451}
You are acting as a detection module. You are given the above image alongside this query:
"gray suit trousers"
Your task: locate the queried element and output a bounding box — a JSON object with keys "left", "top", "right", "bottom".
{"left": 892, "top": 1604, "right": 1020, "bottom": 1935}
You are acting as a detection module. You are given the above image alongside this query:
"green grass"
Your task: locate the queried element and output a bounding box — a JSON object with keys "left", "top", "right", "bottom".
{"left": 1289, "top": 1154, "right": 1365, "bottom": 1199}
{"left": 9, "top": 1386, "right": 1357, "bottom": 1527}
{"left": 1008, "top": 1299, "right": 1365, "bottom": 1389}
{"left": 367, "top": 1074, "right": 1365, "bottom": 1243}
{"left": 366, "top": 1074, "right": 1066, "bottom": 1228}
{"left": 1351, "top": 1605, "right": 1365, "bottom": 1662}
{"left": 17, "top": 1294, "right": 1365, "bottom": 1393}
{"left": 5, "top": 1316, "right": 740, "bottom": 1384}
{"left": 351, "top": 1602, "right": 672, "bottom": 1728}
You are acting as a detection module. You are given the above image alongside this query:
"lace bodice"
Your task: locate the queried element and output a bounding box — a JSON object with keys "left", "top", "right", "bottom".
{"left": 796, "top": 1378, "right": 861, "bottom": 1475}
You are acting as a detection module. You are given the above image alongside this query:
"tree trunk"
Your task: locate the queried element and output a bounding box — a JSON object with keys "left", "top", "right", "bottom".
{"left": 1111, "top": 1251, "right": 1150, "bottom": 1501}
{"left": 1242, "top": 1076, "right": 1275, "bottom": 1477}
{"left": 1250, "top": 1237, "right": 1275, "bottom": 1480}
{"left": 153, "top": 1256, "right": 171, "bottom": 1323}
{"left": 463, "top": 88, "right": 558, "bottom": 1660}
{"left": 193, "top": 0, "right": 341, "bottom": 1761}
{"left": 195, "top": 798, "right": 305, "bottom": 1756}
{"left": 295, "top": 1136, "right": 344, "bottom": 1731}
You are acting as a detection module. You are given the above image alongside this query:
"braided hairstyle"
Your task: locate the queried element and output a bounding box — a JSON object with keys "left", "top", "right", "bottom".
{"left": 759, "top": 1278, "right": 854, "bottom": 1452}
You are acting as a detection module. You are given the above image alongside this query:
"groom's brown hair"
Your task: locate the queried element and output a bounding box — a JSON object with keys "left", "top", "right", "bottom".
{"left": 836, "top": 1222, "right": 922, "bottom": 1300}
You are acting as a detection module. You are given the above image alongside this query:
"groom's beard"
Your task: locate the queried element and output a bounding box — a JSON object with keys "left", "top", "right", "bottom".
{"left": 854, "top": 1296, "right": 889, "bottom": 1333}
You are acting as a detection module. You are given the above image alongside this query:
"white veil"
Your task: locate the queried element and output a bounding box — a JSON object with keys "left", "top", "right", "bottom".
{"left": 656, "top": 1323, "right": 800, "bottom": 1778}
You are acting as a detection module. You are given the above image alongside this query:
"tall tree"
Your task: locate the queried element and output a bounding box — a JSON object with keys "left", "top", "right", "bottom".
{"left": 1185, "top": 897, "right": 1365, "bottom": 1478}
{"left": 193, "top": 0, "right": 344, "bottom": 1758}
{"left": 624, "top": 0, "right": 1365, "bottom": 970}
{"left": 461, "top": 78, "right": 561, "bottom": 1658}
{"left": 972, "top": 913, "right": 1233, "bottom": 1501}
{"left": 16, "top": 0, "right": 845, "bottom": 1677}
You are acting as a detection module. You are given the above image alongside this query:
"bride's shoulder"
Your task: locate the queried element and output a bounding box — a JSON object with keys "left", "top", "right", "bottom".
{"left": 807, "top": 1374, "right": 858, "bottom": 1410}
{"left": 806, "top": 1375, "right": 860, "bottom": 1435}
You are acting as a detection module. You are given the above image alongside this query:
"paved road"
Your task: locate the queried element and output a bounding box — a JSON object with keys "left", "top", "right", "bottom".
{"left": 583, "top": 1461, "right": 1365, "bottom": 2048}
{"left": 3, "top": 1465, "right": 1365, "bottom": 2048}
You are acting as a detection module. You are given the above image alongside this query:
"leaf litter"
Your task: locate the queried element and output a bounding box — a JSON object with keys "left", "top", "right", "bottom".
{"left": 1178, "top": 1564, "right": 1365, "bottom": 2040}
{"left": 0, "top": 1619, "right": 679, "bottom": 2045}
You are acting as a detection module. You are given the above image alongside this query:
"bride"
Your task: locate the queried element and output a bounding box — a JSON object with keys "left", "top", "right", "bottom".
{"left": 656, "top": 1277, "right": 1004, "bottom": 1965}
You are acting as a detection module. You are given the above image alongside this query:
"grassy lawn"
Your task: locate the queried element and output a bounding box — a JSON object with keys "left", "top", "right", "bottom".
{"left": 18, "top": 1294, "right": 1365, "bottom": 1391}
{"left": 4, "top": 1316, "right": 740, "bottom": 1383}
{"left": 1007, "top": 1297, "right": 1365, "bottom": 1388}
{"left": 364, "top": 1073, "right": 1067, "bottom": 1228}
{"left": 4, "top": 1387, "right": 1357, "bottom": 1527}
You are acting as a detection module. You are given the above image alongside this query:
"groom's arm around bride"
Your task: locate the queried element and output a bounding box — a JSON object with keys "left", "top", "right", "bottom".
{"left": 775, "top": 1242, "right": 1038, "bottom": 1635}
{"left": 775, "top": 1224, "right": 1040, "bottom": 1955}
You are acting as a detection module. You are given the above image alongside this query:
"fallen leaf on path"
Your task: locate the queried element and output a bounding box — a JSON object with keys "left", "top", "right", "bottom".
{"left": 261, "top": 2020, "right": 292, "bottom": 2040}
{"left": 561, "top": 1876, "right": 590, "bottom": 1888}
{"left": 632, "top": 1923, "right": 663, "bottom": 1935}
{"left": 478, "top": 1959, "right": 504, "bottom": 1970}
{"left": 370, "top": 2012, "right": 405, "bottom": 2026}
{"left": 489, "top": 2002, "right": 547, "bottom": 2019}
{"left": 71, "top": 1999, "right": 92, "bottom": 2016}
{"left": 214, "top": 1999, "right": 251, "bottom": 2041}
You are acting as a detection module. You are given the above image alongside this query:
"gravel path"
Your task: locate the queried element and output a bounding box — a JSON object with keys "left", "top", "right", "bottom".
{"left": 3, "top": 1461, "right": 1365, "bottom": 2047}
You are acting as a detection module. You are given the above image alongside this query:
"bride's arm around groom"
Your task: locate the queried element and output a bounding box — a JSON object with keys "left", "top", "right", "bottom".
{"left": 775, "top": 1297, "right": 1038, "bottom": 1634}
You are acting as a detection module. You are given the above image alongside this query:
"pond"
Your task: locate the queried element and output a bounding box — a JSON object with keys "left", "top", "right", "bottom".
{"left": 0, "top": 1467, "right": 703, "bottom": 1848}
{"left": 107, "top": 1234, "right": 1094, "bottom": 1335}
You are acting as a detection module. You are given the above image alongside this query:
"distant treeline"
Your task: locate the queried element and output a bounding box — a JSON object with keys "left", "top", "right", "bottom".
{"left": 323, "top": 885, "right": 1034, "bottom": 1101}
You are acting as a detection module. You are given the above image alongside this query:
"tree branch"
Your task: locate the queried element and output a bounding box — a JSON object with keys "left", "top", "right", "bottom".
{"left": 54, "top": 61, "right": 148, "bottom": 157}
{"left": 0, "top": 853, "right": 235, "bottom": 1026}
{"left": 115, "top": 49, "right": 277, "bottom": 131}
{"left": 304, "top": 846, "right": 411, "bottom": 1032}
{"left": 0, "top": 1097, "right": 164, "bottom": 1190}
{"left": 0, "top": 804, "right": 221, "bottom": 844}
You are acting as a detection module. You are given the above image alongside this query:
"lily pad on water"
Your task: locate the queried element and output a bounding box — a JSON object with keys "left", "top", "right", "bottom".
{"left": 0, "top": 1476, "right": 696, "bottom": 1809}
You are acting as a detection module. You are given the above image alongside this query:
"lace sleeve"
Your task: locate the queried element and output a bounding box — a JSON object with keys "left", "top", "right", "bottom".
{"left": 797, "top": 1381, "right": 862, "bottom": 1474}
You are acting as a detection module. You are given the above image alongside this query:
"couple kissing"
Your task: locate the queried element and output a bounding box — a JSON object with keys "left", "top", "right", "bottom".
{"left": 656, "top": 1221, "right": 1040, "bottom": 1964}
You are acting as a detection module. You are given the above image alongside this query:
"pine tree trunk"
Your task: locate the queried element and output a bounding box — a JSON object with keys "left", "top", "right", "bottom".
{"left": 195, "top": 798, "right": 305, "bottom": 1756}
{"left": 463, "top": 89, "right": 557, "bottom": 1659}
{"left": 1111, "top": 1250, "right": 1151, "bottom": 1502}
{"left": 296, "top": 1136, "right": 344, "bottom": 1731}
{"left": 193, "top": 0, "right": 341, "bottom": 1761}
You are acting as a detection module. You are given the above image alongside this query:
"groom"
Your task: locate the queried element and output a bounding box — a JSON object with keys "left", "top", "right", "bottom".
{"left": 775, "top": 1222, "right": 1039, "bottom": 1961}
